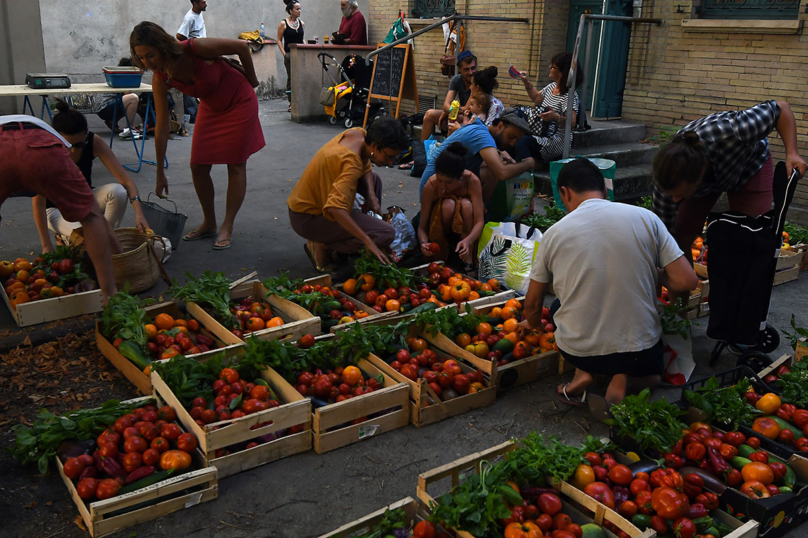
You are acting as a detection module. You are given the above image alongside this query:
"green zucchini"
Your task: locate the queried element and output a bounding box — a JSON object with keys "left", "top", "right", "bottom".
{"left": 118, "top": 468, "right": 175, "bottom": 494}
{"left": 322, "top": 300, "right": 342, "bottom": 312}
{"left": 487, "top": 316, "right": 504, "bottom": 325}
{"left": 322, "top": 318, "right": 340, "bottom": 330}
{"left": 630, "top": 514, "right": 651, "bottom": 530}
{"left": 492, "top": 338, "right": 514, "bottom": 354}
{"left": 409, "top": 302, "right": 438, "bottom": 314}
{"left": 730, "top": 456, "right": 752, "bottom": 470}
{"left": 399, "top": 302, "right": 413, "bottom": 313}
{"left": 738, "top": 444, "right": 756, "bottom": 459}
{"left": 118, "top": 341, "right": 151, "bottom": 370}
{"left": 771, "top": 417, "right": 805, "bottom": 439}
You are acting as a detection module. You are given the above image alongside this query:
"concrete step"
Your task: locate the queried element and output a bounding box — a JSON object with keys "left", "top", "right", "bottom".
{"left": 570, "top": 142, "right": 659, "bottom": 168}
{"left": 572, "top": 120, "right": 647, "bottom": 150}
{"left": 534, "top": 163, "right": 654, "bottom": 204}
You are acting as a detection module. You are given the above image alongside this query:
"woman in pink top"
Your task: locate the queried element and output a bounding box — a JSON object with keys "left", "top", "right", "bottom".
{"left": 130, "top": 21, "right": 265, "bottom": 250}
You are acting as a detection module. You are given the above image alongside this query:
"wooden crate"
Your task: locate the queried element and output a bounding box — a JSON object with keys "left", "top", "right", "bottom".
{"left": 694, "top": 261, "right": 709, "bottom": 279}
{"left": 416, "top": 440, "right": 654, "bottom": 538}
{"left": 367, "top": 346, "right": 496, "bottom": 427}
{"left": 151, "top": 362, "right": 312, "bottom": 478}
{"left": 1, "top": 284, "right": 103, "bottom": 327}
{"left": 776, "top": 249, "right": 802, "bottom": 271}
{"left": 303, "top": 274, "right": 397, "bottom": 331}
{"left": 774, "top": 265, "right": 799, "bottom": 286}
{"left": 95, "top": 301, "right": 244, "bottom": 395}
{"left": 189, "top": 280, "right": 320, "bottom": 343}
{"left": 284, "top": 357, "right": 409, "bottom": 454}
{"left": 316, "top": 496, "right": 453, "bottom": 538}
{"left": 55, "top": 396, "right": 218, "bottom": 537}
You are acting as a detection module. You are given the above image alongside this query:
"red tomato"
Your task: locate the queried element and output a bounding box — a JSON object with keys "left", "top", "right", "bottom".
{"left": 413, "top": 521, "right": 437, "bottom": 538}
{"left": 63, "top": 457, "right": 85, "bottom": 480}
{"left": 582, "top": 452, "right": 602, "bottom": 466}
{"left": 176, "top": 433, "right": 198, "bottom": 453}
{"left": 583, "top": 482, "right": 615, "bottom": 509}
{"left": 124, "top": 436, "right": 148, "bottom": 454}
{"left": 552, "top": 513, "right": 572, "bottom": 530}
{"left": 608, "top": 464, "right": 633, "bottom": 485}
{"left": 538, "top": 492, "right": 563, "bottom": 515}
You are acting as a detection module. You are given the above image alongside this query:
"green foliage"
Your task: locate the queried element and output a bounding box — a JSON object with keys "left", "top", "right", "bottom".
{"left": 784, "top": 222, "right": 808, "bottom": 246}
{"left": 782, "top": 314, "right": 808, "bottom": 349}
{"left": 170, "top": 271, "right": 238, "bottom": 329}
{"left": 660, "top": 298, "right": 692, "bottom": 340}
{"left": 774, "top": 360, "right": 808, "bottom": 409}
{"left": 414, "top": 305, "right": 486, "bottom": 339}
{"left": 508, "top": 433, "right": 606, "bottom": 484}
{"left": 684, "top": 377, "right": 760, "bottom": 430}
{"left": 606, "top": 388, "right": 687, "bottom": 453}
{"left": 354, "top": 248, "right": 424, "bottom": 289}
{"left": 646, "top": 125, "right": 679, "bottom": 146}
{"left": 347, "top": 507, "right": 407, "bottom": 538}
{"left": 9, "top": 399, "right": 143, "bottom": 474}
{"left": 263, "top": 273, "right": 334, "bottom": 314}
{"left": 636, "top": 196, "right": 653, "bottom": 210}
{"left": 521, "top": 205, "right": 566, "bottom": 233}
{"left": 151, "top": 353, "right": 231, "bottom": 408}
{"left": 98, "top": 285, "right": 154, "bottom": 353}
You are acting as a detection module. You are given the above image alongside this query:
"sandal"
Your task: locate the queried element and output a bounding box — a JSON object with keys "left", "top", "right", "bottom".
{"left": 587, "top": 394, "right": 613, "bottom": 422}
{"left": 182, "top": 229, "right": 217, "bottom": 242}
{"left": 303, "top": 242, "right": 333, "bottom": 273}
{"left": 555, "top": 384, "right": 587, "bottom": 407}
{"left": 213, "top": 238, "right": 231, "bottom": 250}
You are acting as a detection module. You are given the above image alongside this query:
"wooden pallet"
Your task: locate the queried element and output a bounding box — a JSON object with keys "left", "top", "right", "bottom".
{"left": 189, "top": 280, "right": 321, "bottom": 343}
{"left": 303, "top": 274, "right": 396, "bottom": 331}
{"left": 95, "top": 301, "right": 244, "bottom": 395}
{"left": 56, "top": 396, "right": 218, "bottom": 537}
{"left": 151, "top": 362, "right": 312, "bottom": 478}
{"left": 416, "top": 440, "right": 653, "bottom": 538}
{"left": 303, "top": 357, "right": 410, "bottom": 454}
{"left": 1, "top": 284, "right": 103, "bottom": 327}
{"left": 316, "top": 497, "right": 448, "bottom": 538}
{"left": 367, "top": 345, "right": 496, "bottom": 427}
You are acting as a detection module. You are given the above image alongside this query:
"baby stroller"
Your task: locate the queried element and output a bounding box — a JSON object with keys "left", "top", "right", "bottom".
{"left": 318, "top": 52, "right": 385, "bottom": 128}
{"left": 706, "top": 162, "right": 801, "bottom": 371}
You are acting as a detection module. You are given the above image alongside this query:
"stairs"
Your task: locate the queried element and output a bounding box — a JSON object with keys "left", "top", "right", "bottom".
{"left": 533, "top": 120, "right": 658, "bottom": 204}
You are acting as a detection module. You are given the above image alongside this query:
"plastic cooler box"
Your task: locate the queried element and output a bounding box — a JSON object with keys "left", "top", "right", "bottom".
{"left": 103, "top": 66, "right": 143, "bottom": 88}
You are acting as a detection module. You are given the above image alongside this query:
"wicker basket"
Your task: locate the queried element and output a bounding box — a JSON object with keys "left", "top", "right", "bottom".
{"left": 112, "top": 228, "right": 167, "bottom": 293}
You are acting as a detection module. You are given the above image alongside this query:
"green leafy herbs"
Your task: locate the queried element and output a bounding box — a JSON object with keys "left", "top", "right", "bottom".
{"left": 9, "top": 399, "right": 142, "bottom": 474}
{"left": 508, "top": 433, "right": 614, "bottom": 485}
{"left": 606, "top": 388, "right": 687, "bottom": 454}
{"left": 170, "top": 271, "right": 238, "bottom": 329}
{"left": 243, "top": 336, "right": 337, "bottom": 384}
{"left": 683, "top": 377, "right": 761, "bottom": 430}
{"left": 415, "top": 305, "right": 486, "bottom": 339}
{"left": 521, "top": 205, "right": 566, "bottom": 233}
{"left": 659, "top": 298, "right": 692, "bottom": 340}
{"left": 349, "top": 507, "right": 407, "bottom": 538}
{"left": 635, "top": 196, "right": 653, "bottom": 210}
{"left": 353, "top": 248, "right": 423, "bottom": 289}
{"left": 782, "top": 314, "right": 808, "bottom": 349}
{"left": 98, "top": 286, "right": 154, "bottom": 352}
{"left": 150, "top": 353, "right": 230, "bottom": 408}
{"left": 773, "top": 360, "right": 808, "bottom": 409}
{"left": 263, "top": 272, "right": 306, "bottom": 295}
{"left": 428, "top": 459, "right": 520, "bottom": 538}
{"left": 784, "top": 221, "right": 808, "bottom": 246}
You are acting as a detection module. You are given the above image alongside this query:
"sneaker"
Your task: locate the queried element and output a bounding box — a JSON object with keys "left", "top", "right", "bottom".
{"left": 119, "top": 128, "right": 137, "bottom": 140}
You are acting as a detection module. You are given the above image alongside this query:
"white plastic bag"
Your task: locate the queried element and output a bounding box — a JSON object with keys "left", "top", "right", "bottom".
{"left": 384, "top": 206, "right": 417, "bottom": 262}
{"left": 661, "top": 331, "right": 695, "bottom": 385}
{"left": 477, "top": 222, "right": 542, "bottom": 295}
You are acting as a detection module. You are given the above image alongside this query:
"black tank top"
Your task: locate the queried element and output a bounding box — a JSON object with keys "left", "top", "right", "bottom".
{"left": 283, "top": 19, "right": 304, "bottom": 53}
{"left": 47, "top": 132, "right": 94, "bottom": 209}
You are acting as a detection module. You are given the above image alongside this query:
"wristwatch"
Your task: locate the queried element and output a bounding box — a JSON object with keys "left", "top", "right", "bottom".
{"left": 129, "top": 195, "right": 142, "bottom": 204}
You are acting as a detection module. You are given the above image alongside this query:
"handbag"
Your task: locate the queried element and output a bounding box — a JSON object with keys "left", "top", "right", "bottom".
{"left": 477, "top": 222, "right": 542, "bottom": 295}
{"left": 319, "top": 86, "right": 336, "bottom": 107}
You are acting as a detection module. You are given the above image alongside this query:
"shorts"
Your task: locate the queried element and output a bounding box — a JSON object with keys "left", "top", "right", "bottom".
{"left": 96, "top": 99, "right": 125, "bottom": 122}
{"left": 0, "top": 123, "right": 95, "bottom": 223}
{"left": 558, "top": 339, "right": 665, "bottom": 377}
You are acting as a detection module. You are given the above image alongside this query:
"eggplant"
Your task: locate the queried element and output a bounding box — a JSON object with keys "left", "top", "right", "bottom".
{"left": 628, "top": 459, "right": 661, "bottom": 474}
{"left": 57, "top": 439, "right": 96, "bottom": 463}
{"left": 613, "top": 486, "right": 630, "bottom": 506}
{"left": 310, "top": 396, "right": 330, "bottom": 409}
{"left": 393, "top": 529, "right": 409, "bottom": 538}
{"left": 679, "top": 466, "right": 727, "bottom": 494}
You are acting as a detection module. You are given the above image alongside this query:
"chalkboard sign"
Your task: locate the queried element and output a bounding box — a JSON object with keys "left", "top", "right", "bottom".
{"left": 370, "top": 46, "right": 406, "bottom": 98}
{"left": 364, "top": 43, "right": 418, "bottom": 127}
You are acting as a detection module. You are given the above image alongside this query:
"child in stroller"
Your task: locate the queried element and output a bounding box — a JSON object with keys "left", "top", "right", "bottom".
{"left": 318, "top": 52, "right": 385, "bottom": 128}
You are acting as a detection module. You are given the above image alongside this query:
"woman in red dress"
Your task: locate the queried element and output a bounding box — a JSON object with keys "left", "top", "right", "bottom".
{"left": 130, "top": 21, "right": 265, "bottom": 250}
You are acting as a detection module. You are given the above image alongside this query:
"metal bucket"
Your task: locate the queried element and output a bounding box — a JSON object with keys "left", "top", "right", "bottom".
{"left": 139, "top": 194, "right": 188, "bottom": 250}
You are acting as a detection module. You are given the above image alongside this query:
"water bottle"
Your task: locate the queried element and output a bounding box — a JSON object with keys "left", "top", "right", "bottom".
{"left": 448, "top": 100, "right": 460, "bottom": 121}
{"left": 259, "top": 22, "right": 265, "bottom": 40}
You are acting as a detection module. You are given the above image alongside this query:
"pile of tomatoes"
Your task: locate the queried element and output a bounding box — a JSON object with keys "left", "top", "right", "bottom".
{"left": 188, "top": 367, "right": 281, "bottom": 426}
{"left": 343, "top": 276, "right": 439, "bottom": 313}
{"left": 290, "top": 282, "right": 370, "bottom": 325}
{"left": 139, "top": 312, "right": 221, "bottom": 361}
{"left": 744, "top": 388, "right": 808, "bottom": 452}
{"left": 1, "top": 256, "right": 84, "bottom": 308}
{"left": 294, "top": 364, "right": 382, "bottom": 405}
{"left": 453, "top": 301, "right": 557, "bottom": 365}
{"left": 62, "top": 404, "right": 198, "bottom": 502}
{"left": 388, "top": 339, "right": 486, "bottom": 402}
{"left": 229, "top": 296, "right": 285, "bottom": 337}
{"left": 500, "top": 487, "right": 591, "bottom": 538}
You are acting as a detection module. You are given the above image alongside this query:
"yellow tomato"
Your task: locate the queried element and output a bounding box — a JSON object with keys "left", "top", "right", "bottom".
{"left": 756, "top": 393, "right": 782, "bottom": 415}
{"left": 571, "top": 464, "right": 596, "bottom": 490}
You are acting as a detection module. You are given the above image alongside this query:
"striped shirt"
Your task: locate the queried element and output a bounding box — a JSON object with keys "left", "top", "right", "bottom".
{"left": 652, "top": 100, "right": 780, "bottom": 231}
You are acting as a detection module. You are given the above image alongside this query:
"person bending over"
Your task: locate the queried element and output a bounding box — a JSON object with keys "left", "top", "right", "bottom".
{"left": 287, "top": 117, "right": 408, "bottom": 272}
{"left": 418, "top": 142, "right": 484, "bottom": 272}
{"left": 32, "top": 100, "right": 149, "bottom": 252}
{"left": 519, "top": 159, "right": 698, "bottom": 410}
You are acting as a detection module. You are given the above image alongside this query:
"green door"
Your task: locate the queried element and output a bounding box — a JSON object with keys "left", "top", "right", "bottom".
{"left": 566, "top": 0, "right": 633, "bottom": 118}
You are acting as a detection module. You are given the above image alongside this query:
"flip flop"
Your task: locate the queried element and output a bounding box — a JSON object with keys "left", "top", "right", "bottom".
{"left": 587, "top": 394, "right": 613, "bottom": 422}
{"left": 303, "top": 242, "right": 333, "bottom": 273}
{"left": 183, "top": 229, "right": 217, "bottom": 242}
{"left": 213, "top": 238, "right": 231, "bottom": 250}
{"left": 555, "top": 384, "right": 587, "bottom": 407}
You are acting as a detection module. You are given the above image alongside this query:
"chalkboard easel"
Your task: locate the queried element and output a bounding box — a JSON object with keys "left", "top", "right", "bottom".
{"left": 363, "top": 43, "right": 418, "bottom": 128}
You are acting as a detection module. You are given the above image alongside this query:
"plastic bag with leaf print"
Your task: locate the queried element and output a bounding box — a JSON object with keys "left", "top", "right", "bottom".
{"left": 477, "top": 221, "right": 541, "bottom": 295}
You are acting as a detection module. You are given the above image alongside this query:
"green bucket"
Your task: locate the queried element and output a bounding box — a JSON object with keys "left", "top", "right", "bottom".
{"left": 549, "top": 157, "right": 616, "bottom": 212}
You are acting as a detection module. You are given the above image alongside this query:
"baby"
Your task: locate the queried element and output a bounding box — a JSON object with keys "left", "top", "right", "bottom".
{"left": 466, "top": 93, "right": 491, "bottom": 122}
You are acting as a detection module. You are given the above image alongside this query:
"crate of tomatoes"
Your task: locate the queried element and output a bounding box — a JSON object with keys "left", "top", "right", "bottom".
{"left": 150, "top": 350, "right": 312, "bottom": 478}
{"left": 8, "top": 396, "right": 217, "bottom": 538}
{"left": 96, "top": 291, "right": 243, "bottom": 394}
{"left": 261, "top": 272, "right": 390, "bottom": 333}
{"left": 243, "top": 328, "right": 409, "bottom": 454}
{"left": 170, "top": 272, "right": 320, "bottom": 344}
{"left": 316, "top": 497, "right": 453, "bottom": 538}
{"left": 1, "top": 247, "right": 103, "bottom": 327}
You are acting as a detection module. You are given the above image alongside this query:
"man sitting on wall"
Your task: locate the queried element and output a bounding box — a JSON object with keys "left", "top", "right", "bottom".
{"left": 421, "top": 50, "right": 477, "bottom": 141}
{"left": 333, "top": 0, "right": 367, "bottom": 45}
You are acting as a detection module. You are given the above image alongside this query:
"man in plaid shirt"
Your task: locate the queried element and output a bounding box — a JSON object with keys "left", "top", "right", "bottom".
{"left": 652, "top": 100, "right": 805, "bottom": 255}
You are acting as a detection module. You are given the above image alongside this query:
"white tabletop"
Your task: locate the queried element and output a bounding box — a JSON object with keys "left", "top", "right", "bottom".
{"left": 0, "top": 82, "right": 153, "bottom": 97}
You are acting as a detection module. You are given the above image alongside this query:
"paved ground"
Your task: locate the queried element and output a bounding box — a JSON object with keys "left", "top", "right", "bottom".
{"left": 1, "top": 99, "right": 807, "bottom": 538}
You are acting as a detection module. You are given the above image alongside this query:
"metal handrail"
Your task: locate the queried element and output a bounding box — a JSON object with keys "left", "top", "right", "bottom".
{"left": 562, "top": 14, "right": 662, "bottom": 159}
{"left": 366, "top": 15, "right": 530, "bottom": 60}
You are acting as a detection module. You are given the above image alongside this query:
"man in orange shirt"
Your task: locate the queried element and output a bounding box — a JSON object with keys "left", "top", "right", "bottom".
{"left": 287, "top": 117, "right": 408, "bottom": 272}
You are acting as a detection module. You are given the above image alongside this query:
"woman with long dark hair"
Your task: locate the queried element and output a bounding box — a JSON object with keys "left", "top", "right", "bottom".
{"left": 130, "top": 21, "right": 264, "bottom": 250}
{"left": 277, "top": 0, "right": 304, "bottom": 112}
{"left": 32, "top": 100, "right": 148, "bottom": 252}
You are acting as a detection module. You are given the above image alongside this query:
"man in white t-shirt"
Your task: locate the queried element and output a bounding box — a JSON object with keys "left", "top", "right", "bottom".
{"left": 519, "top": 159, "right": 698, "bottom": 408}
{"left": 177, "top": 0, "right": 207, "bottom": 41}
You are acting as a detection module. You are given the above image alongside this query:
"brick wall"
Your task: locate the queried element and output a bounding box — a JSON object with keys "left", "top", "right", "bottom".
{"left": 622, "top": 0, "right": 808, "bottom": 209}
{"left": 367, "top": 0, "right": 571, "bottom": 115}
